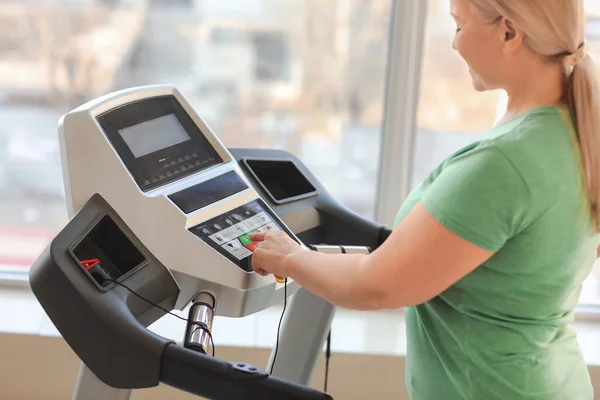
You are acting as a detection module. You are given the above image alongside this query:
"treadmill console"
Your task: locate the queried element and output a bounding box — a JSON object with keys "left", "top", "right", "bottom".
{"left": 58, "top": 85, "right": 303, "bottom": 316}
{"left": 95, "top": 94, "right": 297, "bottom": 272}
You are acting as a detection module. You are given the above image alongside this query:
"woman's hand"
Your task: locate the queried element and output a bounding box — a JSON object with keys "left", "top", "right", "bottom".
{"left": 249, "top": 231, "right": 307, "bottom": 278}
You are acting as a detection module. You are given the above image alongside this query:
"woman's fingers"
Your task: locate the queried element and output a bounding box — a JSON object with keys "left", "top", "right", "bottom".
{"left": 249, "top": 232, "right": 267, "bottom": 242}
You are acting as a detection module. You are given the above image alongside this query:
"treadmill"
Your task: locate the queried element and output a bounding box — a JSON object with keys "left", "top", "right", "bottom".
{"left": 29, "top": 85, "right": 391, "bottom": 399}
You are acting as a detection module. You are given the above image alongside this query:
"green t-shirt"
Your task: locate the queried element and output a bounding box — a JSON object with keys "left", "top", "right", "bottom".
{"left": 394, "top": 105, "right": 599, "bottom": 400}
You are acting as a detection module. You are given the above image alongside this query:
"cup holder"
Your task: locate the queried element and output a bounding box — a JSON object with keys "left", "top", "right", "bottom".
{"left": 241, "top": 158, "right": 319, "bottom": 205}
{"left": 69, "top": 215, "right": 147, "bottom": 289}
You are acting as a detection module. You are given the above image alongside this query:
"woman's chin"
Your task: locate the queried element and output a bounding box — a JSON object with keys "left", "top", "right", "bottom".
{"left": 470, "top": 73, "right": 487, "bottom": 92}
{"left": 472, "top": 83, "right": 487, "bottom": 92}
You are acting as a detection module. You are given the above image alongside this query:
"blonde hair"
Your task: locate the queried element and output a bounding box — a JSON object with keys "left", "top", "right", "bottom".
{"left": 470, "top": 0, "right": 600, "bottom": 233}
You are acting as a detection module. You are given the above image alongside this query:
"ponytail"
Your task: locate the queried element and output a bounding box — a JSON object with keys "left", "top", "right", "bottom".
{"left": 565, "top": 56, "right": 600, "bottom": 233}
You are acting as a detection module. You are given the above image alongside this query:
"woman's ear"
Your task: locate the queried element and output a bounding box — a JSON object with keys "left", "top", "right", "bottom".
{"left": 501, "top": 18, "right": 524, "bottom": 53}
{"left": 504, "top": 19, "right": 517, "bottom": 41}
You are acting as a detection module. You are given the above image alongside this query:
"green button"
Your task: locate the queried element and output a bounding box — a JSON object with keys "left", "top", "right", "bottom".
{"left": 239, "top": 234, "right": 252, "bottom": 246}
{"left": 239, "top": 230, "right": 259, "bottom": 246}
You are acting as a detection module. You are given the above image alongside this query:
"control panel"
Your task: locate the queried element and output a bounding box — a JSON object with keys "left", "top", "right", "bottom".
{"left": 189, "top": 199, "right": 294, "bottom": 272}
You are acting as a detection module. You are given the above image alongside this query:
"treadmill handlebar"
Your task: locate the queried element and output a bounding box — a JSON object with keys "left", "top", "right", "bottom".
{"left": 378, "top": 227, "right": 392, "bottom": 247}
{"left": 308, "top": 244, "right": 373, "bottom": 255}
{"left": 161, "top": 344, "right": 333, "bottom": 400}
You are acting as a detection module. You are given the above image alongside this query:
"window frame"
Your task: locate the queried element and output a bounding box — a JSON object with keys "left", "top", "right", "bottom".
{"left": 375, "top": 0, "right": 428, "bottom": 227}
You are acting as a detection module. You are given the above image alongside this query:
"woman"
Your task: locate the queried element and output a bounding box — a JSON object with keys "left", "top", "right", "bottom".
{"left": 249, "top": 0, "right": 600, "bottom": 398}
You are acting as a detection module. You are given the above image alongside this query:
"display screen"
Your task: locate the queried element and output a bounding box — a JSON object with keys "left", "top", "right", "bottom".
{"left": 97, "top": 95, "right": 223, "bottom": 192}
{"left": 118, "top": 113, "right": 191, "bottom": 158}
{"left": 189, "top": 199, "right": 293, "bottom": 272}
{"left": 169, "top": 171, "right": 248, "bottom": 214}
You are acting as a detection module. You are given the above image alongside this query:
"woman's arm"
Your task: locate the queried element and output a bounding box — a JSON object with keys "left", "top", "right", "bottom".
{"left": 284, "top": 250, "right": 374, "bottom": 310}
{"left": 250, "top": 202, "right": 494, "bottom": 310}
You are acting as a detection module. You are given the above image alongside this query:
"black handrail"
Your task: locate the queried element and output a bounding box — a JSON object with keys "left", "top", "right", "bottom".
{"left": 161, "top": 344, "right": 333, "bottom": 400}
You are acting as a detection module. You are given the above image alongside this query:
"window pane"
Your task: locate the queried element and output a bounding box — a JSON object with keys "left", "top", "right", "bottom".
{"left": 0, "top": 0, "right": 391, "bottom": 271}
{"left": 413, "top": 0, "right": 600, "bottom": 307}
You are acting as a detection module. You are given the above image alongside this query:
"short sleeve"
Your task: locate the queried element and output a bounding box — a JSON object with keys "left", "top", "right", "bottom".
{"left": 420, "top": 145, "right": 530, "bottom": 252}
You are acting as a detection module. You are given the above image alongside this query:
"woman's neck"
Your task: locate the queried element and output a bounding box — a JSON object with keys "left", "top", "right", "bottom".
{"left": 497, "top": 63, "right": 564, "bottom": 126}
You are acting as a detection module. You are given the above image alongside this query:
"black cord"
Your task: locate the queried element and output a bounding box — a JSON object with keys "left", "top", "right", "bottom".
{"left": 269, "top": 277, "right": 288, "bottom": 375}
{"left": 102, "top": 277, "right": 216, "bottom": 357}
{"left": 325, "top": 329, "right": 331, "bottom": 392}
{"left": 190, "top": 324, "right": 216, "bottom": 357}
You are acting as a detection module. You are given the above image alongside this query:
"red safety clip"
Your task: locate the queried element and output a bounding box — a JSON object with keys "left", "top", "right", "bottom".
{"left": 80, "top": 258, "right": 100, "bottom": 271}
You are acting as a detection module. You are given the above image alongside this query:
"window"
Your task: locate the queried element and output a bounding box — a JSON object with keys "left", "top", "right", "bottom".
{"left": 252, "top": 31, "right": 291, "bottom": 81}
{"left": 412, "top": 0, "right": 600, "bottom": 307}
{"left": 0, "top": 0, "right": 391, "bottom": 272}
